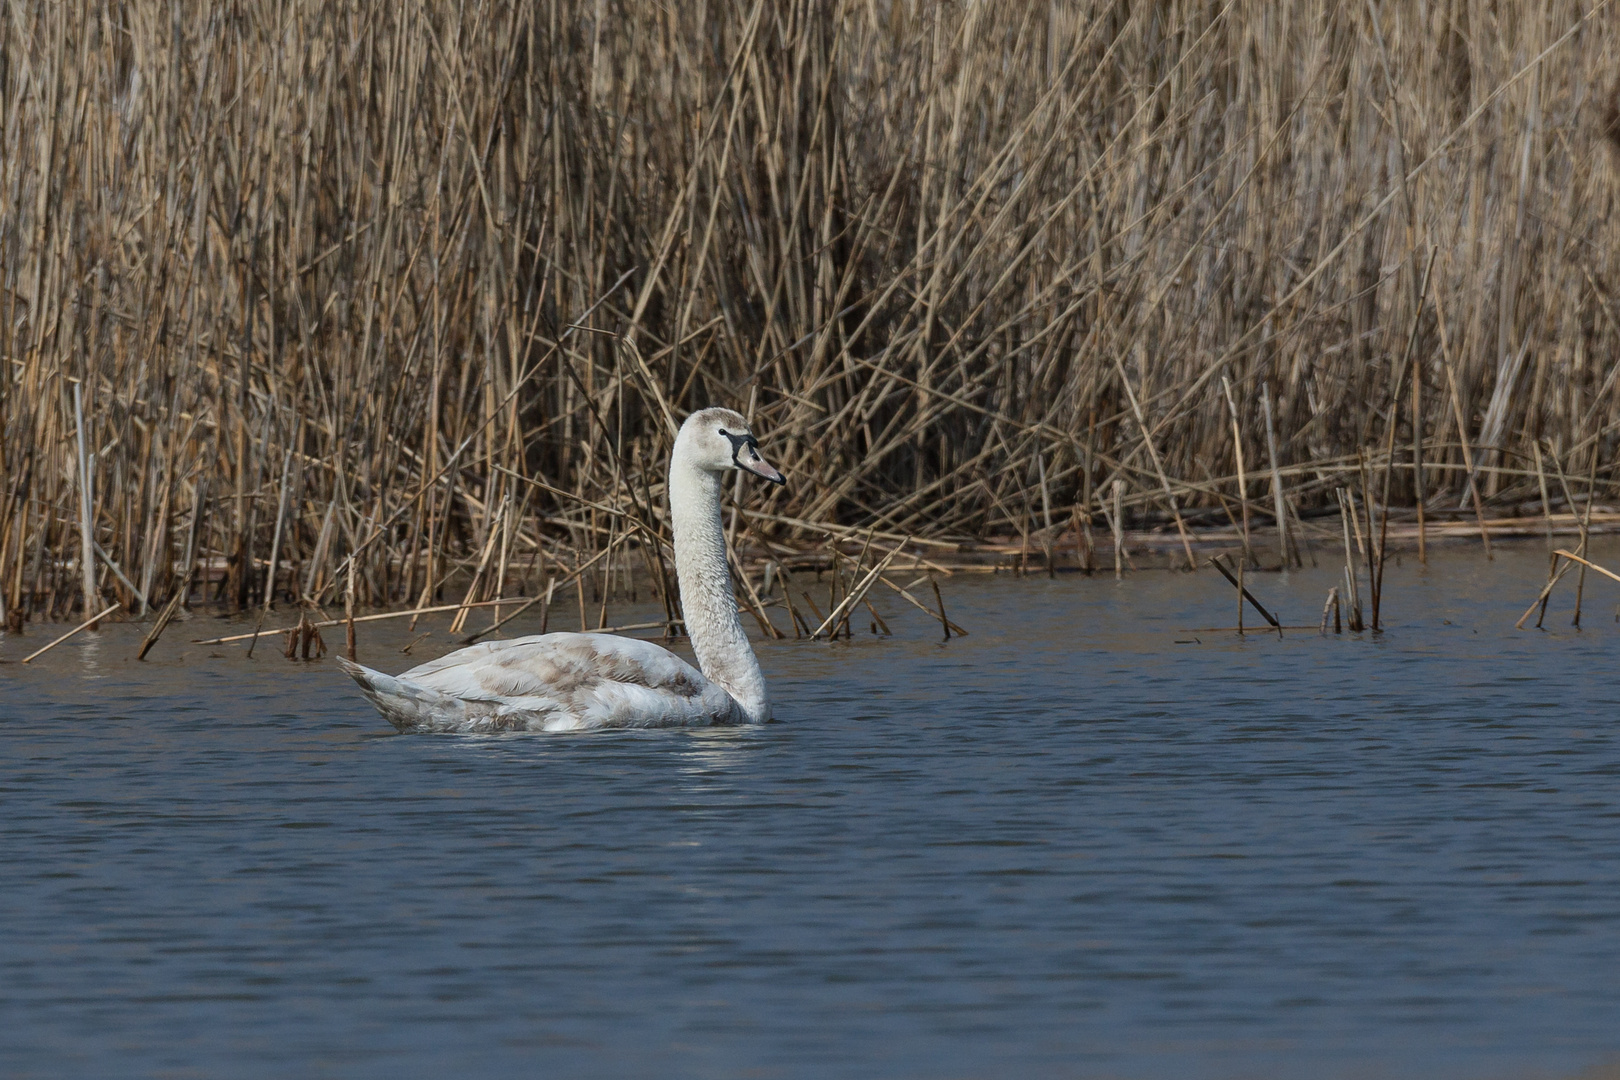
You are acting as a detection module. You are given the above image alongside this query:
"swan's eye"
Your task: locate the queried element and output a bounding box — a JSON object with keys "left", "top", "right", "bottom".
{"left": 717, "top": 427, "right": 759, "bottom": 468}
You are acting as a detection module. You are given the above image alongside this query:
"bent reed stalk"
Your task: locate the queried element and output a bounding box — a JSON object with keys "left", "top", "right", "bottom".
{"left": 3, "top": 0, "right": 1620, "bottom": 626}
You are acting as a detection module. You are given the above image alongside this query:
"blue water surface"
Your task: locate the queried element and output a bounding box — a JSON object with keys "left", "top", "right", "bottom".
{"left": 3, "top": 543, "right": 1619, "bottom": 1079}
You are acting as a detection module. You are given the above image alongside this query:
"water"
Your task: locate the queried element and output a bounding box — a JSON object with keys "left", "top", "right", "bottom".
{"left": 4, "top": 544, "right": 1620, "bottom": 1079}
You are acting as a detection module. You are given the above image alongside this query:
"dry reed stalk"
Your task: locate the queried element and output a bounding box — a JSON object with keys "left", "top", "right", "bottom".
{"left": 1575, "top": 448, "right": 1601, "bottom": 625}
{"left": 20, "top": 604, "right": 121, "bottom": 664}
{"left": 1261, "top": 384, "right": 1293, "bottom": 570}
{"left": 344, "top": 562, "right": 357, "bottom": 661}
{"left": 1321, "top": 587, "right": 1341, "bottom": 635}
{"left": 71, "top": 382, "right": 98, "bottom": 623}
{"left": 1209, "top": 553, "right": 1282, "bottom": 634}
{"left": 1367, "top": 245, "right": 1434, "bottom": 630}
{"left": 1337, "top": 488, "right": 1365, "bottom": 631}
{"left": 929, "top": 578, "right": 953, "bottom": 642}
{"left": 878, "top": 574, "right": 968, "bottom": 636}
{"left": 797, "top": 587, "right": 827, "bottom": 630}
{"left": 263, "top": 428, "right": 297, "bottom": 613}
{"left": 1532, "top": 442, "right": 1554, "bottom": 545}
{"left": 1436, "top": 302, "right": 1494, "bottom": 559}
{"left": 462, "top": 582, "right": 551, "bottom": 645}
{"left": 732, "top": 554, "right": 783, "bottom": 640}
{"left": 137, "top": 572, "right": 192, "bottom": 661}
{"left": 810, "top": 546, "right": 900, "bottom": 639}
{"left": 1552, "top": 549, "right": 1620, "bottom": 587}
{"left": 1114, "top": 350, "right": 1197, "bottom": 572}
{"left": 285, "top": 610, "right": 326, "bottom": 661}
{"left": 1220, "top": 376, "right": 1254, "bottom": 567}
{"left": 1111, "top": 480, "right": 1125, "bottom": 580}
{"left": 725, "top": 529, "right": 784, "bottom": 640}
{"left": 840, "top": 533, "right": 875, "bottom": 635}
{"left": 774, "top": 563, "right": 810, "bottom": 638}
{"left": 93, "top": 542, "right": 149, "bottom": 614}
{"left": 1551, "top": 445, "right": 1603, "bottom": 627}
{"left": 1036, "top": 451, "right": 1053, "bottom": 540}
{"left": 1517, "top": 555, "right": 1576, "bottom": 630}
{"left": 1411, "top": 288, "right": 1429, "bottom": 564}
{"left": 1532, "top": 551, "right": 1555, "bottom": 629}
{"left": 1341, "top": 487, "right": 1364, "bottom": 563}
{"left": 197, "top": 597, "right": 537, "bottom": 647}
{"left": 574, "top": 559, "right": 589, "bottom": 634}
{"left": 863, "top": 597, "right": 891, "bottom": 636}
{"left": 493, "top": 492, "right": 516, "bottom": 628}
{"left": 1072, "top": 505, "right": 1094, "bottom": 574}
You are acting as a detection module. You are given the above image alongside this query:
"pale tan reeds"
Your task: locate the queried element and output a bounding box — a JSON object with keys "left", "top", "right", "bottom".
{"left": 3, "top": 1, "right": 1620, "bottom": 629}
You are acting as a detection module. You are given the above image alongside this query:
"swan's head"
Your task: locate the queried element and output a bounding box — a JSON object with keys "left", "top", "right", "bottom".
{"left": 675, "top": 407, "right": 785, "bottom": 486}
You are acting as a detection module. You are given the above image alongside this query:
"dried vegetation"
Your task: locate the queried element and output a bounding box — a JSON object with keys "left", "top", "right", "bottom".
{"left": 3, "top": 0, "right": 1620, "bottom": 632}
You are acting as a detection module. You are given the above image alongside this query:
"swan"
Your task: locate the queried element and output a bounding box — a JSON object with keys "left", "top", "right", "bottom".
{"left": 336, "top": 407, "right": 785, "bottom": 732}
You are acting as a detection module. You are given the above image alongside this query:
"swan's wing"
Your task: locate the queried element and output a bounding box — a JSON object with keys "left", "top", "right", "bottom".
{"left": 399, "top": 633, "right": 742, "bottom": 730}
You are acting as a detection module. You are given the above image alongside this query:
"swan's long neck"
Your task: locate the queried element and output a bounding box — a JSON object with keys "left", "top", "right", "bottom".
{"left": 668, "top": 457, "right": 769, "bottom": 722}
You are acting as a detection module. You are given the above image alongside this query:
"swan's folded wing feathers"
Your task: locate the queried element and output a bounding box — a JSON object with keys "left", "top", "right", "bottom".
{"left": 395, "top": 633, "right": 733, "bottom": 730}
{"left": 405, "top": 634, "right": 704, "bottom": 692}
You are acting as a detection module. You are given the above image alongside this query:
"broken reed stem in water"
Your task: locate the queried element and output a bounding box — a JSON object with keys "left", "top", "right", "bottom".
{"left": 1208, "top": 553, "right": 1282, "bottom": 634}
{"left": 1551, "top": 550, "right": 1620, "bottom": 588}
{"left": 1571, "top": 447, "right": 1600, "bottom": 627}
{"left": 1535, "top": 552, "right": 1565, "bottom": 629}
{"left": 1336, "top": 488, "right": 1365, "bottom": 632}
{"left": 285, "top": 610, "right": 325, "bottom": 661}
{"left": 863, "top": 597, "right": 892, "bottom": 636}
{"left": 1517, "top": 554, "right": 1576, "bottom": 630}
{"left": 1321, "top": 587, "right": 1341, "bottom": 635}
{"left": 195, "top": 598, "right": 540, "bottom": 646}
{"left": 1111, "top": 481, "right": 1126, "bottom": 580}
{"left": 19, "top": 604, "right": 122, "bottom": 664}
{"left": 930, "top": 579, "right": 954, "bottom": 642}
{"left": 137, "top": 572, "right": 192, "bottom": 660}
{"left": 810, "top": 546, "right": 901, "bottom": 640}
{"left": 1511, "top": 534, "right": 1620, "bottom": 634}
{"left": 870, "top": 572, "right": 968, "bottom": 636}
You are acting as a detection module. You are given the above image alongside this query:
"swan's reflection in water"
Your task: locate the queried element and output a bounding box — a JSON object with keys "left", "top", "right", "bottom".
{"left": 77, "top": 634, "right": 107, "bottom": 675}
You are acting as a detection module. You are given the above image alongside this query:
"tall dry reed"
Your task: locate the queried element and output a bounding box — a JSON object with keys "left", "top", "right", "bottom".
{"left": 2, "top": 0, "right": 1619, "bottom": 621}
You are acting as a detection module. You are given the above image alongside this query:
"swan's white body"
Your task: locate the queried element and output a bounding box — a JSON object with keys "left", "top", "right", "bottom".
{"left": 337, "top": 632, "right": 748, "bottom": 732}
{"left": 337, "top": 408, "right": 783, "bottom": 733}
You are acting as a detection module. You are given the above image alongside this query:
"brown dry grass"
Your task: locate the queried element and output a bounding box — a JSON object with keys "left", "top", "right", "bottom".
{"left": 3, "top": 0, "right": 1620, "bottom": 624}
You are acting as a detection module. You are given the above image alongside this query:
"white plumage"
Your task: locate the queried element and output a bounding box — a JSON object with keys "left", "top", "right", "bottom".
{"left": 337, "top": 408, "right": 785, "bottom": 733}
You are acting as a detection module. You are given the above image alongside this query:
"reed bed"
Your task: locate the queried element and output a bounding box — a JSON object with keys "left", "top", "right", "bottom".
{"left": 4, "top": 0, "right": 1620, "bottom": 633}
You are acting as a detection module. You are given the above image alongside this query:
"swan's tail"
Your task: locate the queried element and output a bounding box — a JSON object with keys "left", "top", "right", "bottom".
{"left": 335, "top": 657, "right": 469, "bottom": 732}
